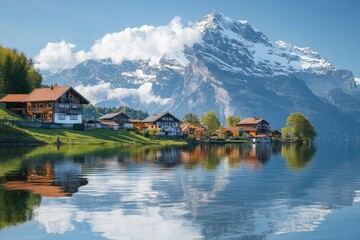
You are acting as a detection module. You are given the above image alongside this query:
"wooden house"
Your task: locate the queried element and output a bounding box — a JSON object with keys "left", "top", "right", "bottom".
{"left": 98, "top": 112, "right": 133, "bottom": 128}
{"left": 237, "top": 117, "right": 271, "bottom": 135}
{"left": 0, "top": 86, "right": 90, "bottom": 124}
{"left": 141, "top": 112, "right": 181, "bottom": 135}
{"left": 270, "top": 129, "right": 282, "bottom": 138}
{"left": 180, "top": 122, "right": 207, "bottom": 139}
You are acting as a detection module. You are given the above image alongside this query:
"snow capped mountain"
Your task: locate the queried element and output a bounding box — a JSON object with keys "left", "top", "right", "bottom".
{"left": 43, "top": 12, "right": 360, "bottom": 138}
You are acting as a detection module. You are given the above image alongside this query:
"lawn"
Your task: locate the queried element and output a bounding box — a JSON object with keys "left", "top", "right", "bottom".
{"left": 0, "top": 101, "right": 185, "bottom": 146}
{"left": 0, "top": 103, "right": 22, "bottom": 120}
{"left": 25, "top": 128, "right": 186, "bottom": 145}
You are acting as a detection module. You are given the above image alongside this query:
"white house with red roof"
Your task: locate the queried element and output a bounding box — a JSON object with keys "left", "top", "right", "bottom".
{"left": 0, "top": 86, "right": 90, "bottom": 124}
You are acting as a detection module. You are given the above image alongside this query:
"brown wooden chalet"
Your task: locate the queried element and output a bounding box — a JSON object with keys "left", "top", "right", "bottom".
{"left": 141, "top": 112, "right": 181, "bottom": 135}
{"left": 0, "top": 86, "right": 90, "bottom": 124}
{"left": 236, "top": 117, "right": 271, "bottom": 135}
{"left": 98, "top": 112, "right": 133, "bottom": 128}
{"left": 180, "top": 122, "right": 207, "bottom": 139}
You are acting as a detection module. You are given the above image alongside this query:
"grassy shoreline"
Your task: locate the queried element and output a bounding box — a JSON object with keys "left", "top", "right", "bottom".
{"left": 0, "top": 123, "right": 187, "bottom": 146}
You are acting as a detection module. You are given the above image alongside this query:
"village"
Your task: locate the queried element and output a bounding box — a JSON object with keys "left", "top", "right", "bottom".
{"left": 0, "top": 85, "right": 283, "bottom": 144}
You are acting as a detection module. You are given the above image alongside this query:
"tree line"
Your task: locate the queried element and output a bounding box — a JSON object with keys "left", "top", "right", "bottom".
{"left": 83, "top": 105, "right": 149, "bottom": 120}
{"left": 0, "top": 46, "right": 42, "bottom": 94}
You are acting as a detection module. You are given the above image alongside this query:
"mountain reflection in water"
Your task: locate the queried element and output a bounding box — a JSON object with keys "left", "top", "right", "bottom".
{"left": 0, "top": 143, "right": 359, "bottom": 240}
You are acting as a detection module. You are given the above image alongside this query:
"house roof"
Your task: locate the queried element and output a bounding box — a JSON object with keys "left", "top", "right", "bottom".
{"left": 22, "top": 86, "right": 71, "bottom": 102}
{"left": 0, "top": 94, "right": 28, "bottom": 102}
{"left": 99, "top": 121, "right": 119, "bottom": 126}
{"left": 0, "top": 86, "right": 90, "bottom": 104}
{"left": 98, "top": 112, "right": 130, "bottom": 120}
{"left": 180, "top": 122, "right": 206, "bottom": 131}
{"left": 142, "top": 112, "right": 180, "bottom": 123}
{"left": 238, "top": 117, "right": 269, "bottom": 125}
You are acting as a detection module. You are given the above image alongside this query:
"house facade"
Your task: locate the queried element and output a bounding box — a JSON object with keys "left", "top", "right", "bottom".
{"left": 180, "top": 122, "right": 207, "bottom": 139}
{"left": 0, "top": 86, "right": 90, "bottom": 124}
{"left": 98, "top": 112, "right": 133, "bottom": 128}
{"left": 141, "top": 112, "right": 181, "bottom": 135}
{"left": 237, "top": 117, "right": 271, "bottom": 135}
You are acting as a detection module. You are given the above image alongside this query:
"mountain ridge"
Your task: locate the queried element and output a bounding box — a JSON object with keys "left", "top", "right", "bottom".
{"left": 43, "top": 12, "right": 360, "bottom": 138}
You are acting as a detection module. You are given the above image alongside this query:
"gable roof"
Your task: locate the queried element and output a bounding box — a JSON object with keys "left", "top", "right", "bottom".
{"left": 22, "top": 86, "right": 71, "bottom": 102}
{"left": 0, "top": 86, "right": 90, "bottom": 104}
{"left": 180, "top": 122, "right": 206, "bottom": 131}
{"left": 99, "top": 121, "right": 119, "bottom": 126}
{"left": 0, "top": 94, "right": 28, "bottom": 102}
{"left": 98, "top": 112, "right": 130, "bottom": 120}
{"left": 142, "top": 112, "right": 180, "bottom": 123}
{"left": 238, "top": 117, "right": 269, "bottom": 125}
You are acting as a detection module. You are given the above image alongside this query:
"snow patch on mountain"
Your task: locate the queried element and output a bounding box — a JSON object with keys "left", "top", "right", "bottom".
{"left": 75, "top": 82, "right": 170, "bottom": 105}
{"left": 275, "top": 41, "right": 334, "bottom": 74}
{"left": 354, "top": 78, "right": 360, "bottom": 86}
{"left": 121, "top": 70, "right": 157, "bottom": 84}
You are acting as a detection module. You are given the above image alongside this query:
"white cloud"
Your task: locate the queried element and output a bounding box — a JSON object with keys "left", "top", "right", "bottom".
{"left": 35, "top": 17, "right": 201, "bottom": 71}
{"left": 34, "top": 202, "right": 77, "bottom": 234}
{"left": 75, "top": 81, "right": 170, "bottom": 105}
{"left": 34, "top": 41, "right": 88, "bottom": 71}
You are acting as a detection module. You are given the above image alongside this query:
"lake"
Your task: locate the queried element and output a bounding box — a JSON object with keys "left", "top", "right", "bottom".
{"left": 0, "top": 143, "right": 359, "bottom": 240}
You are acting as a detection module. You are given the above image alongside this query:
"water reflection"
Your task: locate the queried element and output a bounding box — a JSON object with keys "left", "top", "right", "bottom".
{"left": 0, "top": 143, "right": 359, "bottom": 240}
{"left": 281, "top": 144, "right": 316, "bottom": 170}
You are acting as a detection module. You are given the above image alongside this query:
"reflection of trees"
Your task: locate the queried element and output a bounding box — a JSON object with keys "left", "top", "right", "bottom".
{"left": 0, "top": 187, "right": 41, "bottom": 230}
{"left": 281, "top": 144, "right": 317, "bottom": 170}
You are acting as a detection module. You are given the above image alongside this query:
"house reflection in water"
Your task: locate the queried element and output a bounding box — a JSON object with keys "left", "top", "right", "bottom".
{"left": 3, "top": 160, "right": 88, "bottom": 197}
{"left": 179, "top": 144, "right": 279, "bottom": 169}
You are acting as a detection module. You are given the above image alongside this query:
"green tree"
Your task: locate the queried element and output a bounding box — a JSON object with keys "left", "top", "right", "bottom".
{"left": 281, "top": 127, "right": 289, "bottom": 139}
{"left": 226, "top": 115, "right": 241, "bottom": 127}
{"left": 201, "top": 111, "right": 220, "bottom": 135}
{"left": 182, "top": 113, "right": 199, "bottom": 124}
{"left": 0, "top": 46, "right": 42, "bottom": 94}
{"left": 285, "top": 113, "right": 317, "bottom": 142}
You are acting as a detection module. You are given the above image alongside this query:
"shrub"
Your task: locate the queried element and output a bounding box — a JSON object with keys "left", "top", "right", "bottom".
{"left": 73, "top": 124, "right": 85, "bottom": 131}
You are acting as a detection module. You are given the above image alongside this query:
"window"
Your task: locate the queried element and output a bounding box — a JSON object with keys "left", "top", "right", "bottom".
{"left": 58, "top": 114, "right": 66, "bottom": 120}
{"left": 59, "top": 104, "right": 65, "bottom": 108}
{"left": 70, "top": 115, "right": 78, "bottom": 120}
{"left": 71, "top": 105, "right": 78, "bottom": 109}
{"left": 65, "top": 104, "right": 70, "bottom": 108}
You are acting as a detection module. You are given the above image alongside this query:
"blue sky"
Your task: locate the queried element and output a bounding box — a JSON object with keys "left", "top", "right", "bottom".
{"left": 1, "top": 0, "right": 359, "bottom": 76}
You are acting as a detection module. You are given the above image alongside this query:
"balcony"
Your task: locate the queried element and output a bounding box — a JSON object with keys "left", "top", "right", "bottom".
{"left": 29, "top": 107, "right": 53, "bottom": 115}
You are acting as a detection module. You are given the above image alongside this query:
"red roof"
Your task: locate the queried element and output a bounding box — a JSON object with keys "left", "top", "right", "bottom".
{"left": 238, "top": 117, "right": 264, "bottom": 125}
{"left": 22, "top": 86, "right": 71, "bottom": 102}
{"left": 0, "top": 86, "right": 90, "bottom": 104}
{"left": 0, "top": 94, "right": 28, "bottom": 102}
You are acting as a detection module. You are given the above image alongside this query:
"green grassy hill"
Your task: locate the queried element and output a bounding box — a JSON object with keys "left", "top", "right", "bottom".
{"left": 0, "top": 99, "right": 185, "bottom": 146}
{"left": 0, "top": 102, "right": 22, "bottom": 120}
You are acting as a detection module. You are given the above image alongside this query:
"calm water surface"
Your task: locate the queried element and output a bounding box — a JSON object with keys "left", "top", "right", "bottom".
{"left": 0, "top": 143, "right": 359, "bottom": 240}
